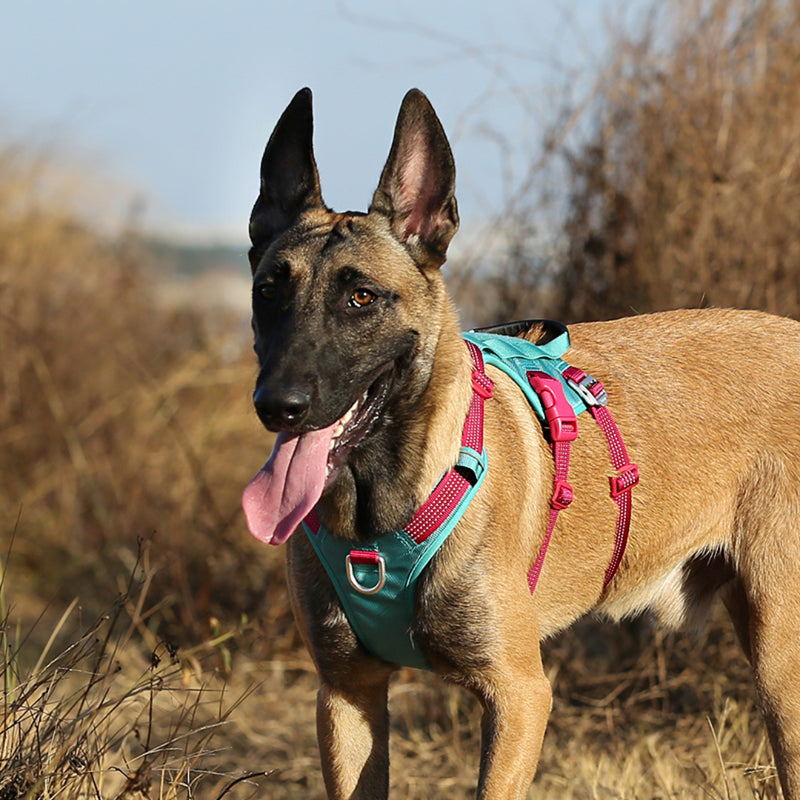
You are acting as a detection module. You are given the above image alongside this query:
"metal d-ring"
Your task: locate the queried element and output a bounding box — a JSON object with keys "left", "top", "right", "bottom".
{"left": 345, "top": 553, "right": 386, "bottom": 595}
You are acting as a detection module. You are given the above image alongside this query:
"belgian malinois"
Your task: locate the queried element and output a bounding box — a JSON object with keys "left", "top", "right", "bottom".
{"left": 242, "top": 88, "right": 800, "bottom": 799}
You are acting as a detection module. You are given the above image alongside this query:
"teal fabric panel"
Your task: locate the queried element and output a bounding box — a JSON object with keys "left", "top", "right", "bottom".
{"left": 461, "top": 331, "right": 589, "bottom": 418}
{"left": 303, "top": 445, "right": 487, "bottom": 670}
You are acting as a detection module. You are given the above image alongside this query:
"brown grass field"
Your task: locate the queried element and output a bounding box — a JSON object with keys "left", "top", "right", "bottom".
{"left": 3, "top": 1, "right": 799, "bottom": 795}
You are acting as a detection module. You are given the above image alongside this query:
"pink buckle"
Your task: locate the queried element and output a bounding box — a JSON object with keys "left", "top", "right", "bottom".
{"left": 528, "top": 372, "right": 578, "bottom": 442}
{"left": 551, "top": 480, "right": 574, "bottom": 510}
{"left": 610, "top": 463, "right": 639, "bottom": 498}
{"left": 471, "top": 369, "right": 494, "bottom": 399}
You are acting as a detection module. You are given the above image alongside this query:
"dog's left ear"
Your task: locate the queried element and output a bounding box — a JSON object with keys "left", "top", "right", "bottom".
{"left": 370, "top": 89, "right": 459, "bottom": 267}
{"left": 249, "top": 88, "right": 323, "bottom": 266}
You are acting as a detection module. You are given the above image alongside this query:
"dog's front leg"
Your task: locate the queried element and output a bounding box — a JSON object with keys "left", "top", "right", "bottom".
{"left": 317, "top": 674, "right": 391, "bottom": 800}
{"left": 473, "top": 652, "right": 553, "bottom": 799}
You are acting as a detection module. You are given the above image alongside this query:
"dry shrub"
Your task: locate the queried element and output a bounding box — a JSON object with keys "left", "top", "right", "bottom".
{"left": 0, "top": 146, "right": 287, "bottom": 646}
{"left": 0, "top": 544, "right": 276, "bottom": 798}
{"left": 556, "top": 0, "right": 800, "bottom": 321}
{"left": 448, "top": 219, "right": 560, "bottom": 328}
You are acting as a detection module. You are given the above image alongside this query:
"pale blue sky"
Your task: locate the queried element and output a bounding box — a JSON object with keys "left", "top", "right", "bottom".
{"left": 1, "top": 1, "right": 635, "bottom": 240}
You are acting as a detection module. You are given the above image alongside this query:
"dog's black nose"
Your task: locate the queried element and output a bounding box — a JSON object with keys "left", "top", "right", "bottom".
{"left": 254, "top": 385, "right": 311, "bottom": 430}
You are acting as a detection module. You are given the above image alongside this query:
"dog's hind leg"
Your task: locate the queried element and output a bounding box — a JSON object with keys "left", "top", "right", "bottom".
{"left": 316, "top": 672, "right": 392, "bottom": 800}
{"left": 746, "top": 582, "right": 800, "bottom": 798}
{"left": 735, "top": 473, "right": 800, "bottom": 799}
{"left": 744, "top": 572, "right": 800, "bottom": 799}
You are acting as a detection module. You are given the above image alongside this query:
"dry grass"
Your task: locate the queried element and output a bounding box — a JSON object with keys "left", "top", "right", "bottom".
{"left": 0, "top": 541, "right": 273, "bottom": 798}
{"left": 213, "top": 609, "right": 782, "bottom": 799}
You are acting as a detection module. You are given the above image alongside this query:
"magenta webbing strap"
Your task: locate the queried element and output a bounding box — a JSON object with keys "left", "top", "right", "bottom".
{"left": 404, "top": 471, "right": 472, "bottom": 544}
{"left": 527, "top": 435, "right": 574, "bottom": 593}
{"left": 405, "top": 341, "right": 492, "bottom": 544}
{"left": 305, "top": 508, "right": 321, "bottom": 535}
{"left": 526, "top": 372, "right": 577, "bottom": 593}
{"left": 348, "top": 549, "right": 381, "bottom": 565}
{"left": 562, "top": 365, "right": 639, "bottom": 588}
{"left": 591, "top": 403, "right": 638, "bottom": 586}
{"left": 463, "top": 340, "right": 492, "bottom": 452}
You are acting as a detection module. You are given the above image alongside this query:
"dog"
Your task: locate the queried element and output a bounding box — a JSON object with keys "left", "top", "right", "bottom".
{"left": 242, "top": 87, "right": 800, "bottom": 799}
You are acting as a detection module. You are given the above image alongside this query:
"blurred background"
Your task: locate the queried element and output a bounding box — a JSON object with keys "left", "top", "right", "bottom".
{"left": 1, "top": 0, "right": 796, "bottom": 796}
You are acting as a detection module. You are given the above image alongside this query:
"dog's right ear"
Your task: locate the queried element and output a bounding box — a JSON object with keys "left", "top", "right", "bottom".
{"left": 249, "top": 88, "right": 323, "bottom": 268}
{"left": 370, "top": 89, "right": 459, "bottom": 269}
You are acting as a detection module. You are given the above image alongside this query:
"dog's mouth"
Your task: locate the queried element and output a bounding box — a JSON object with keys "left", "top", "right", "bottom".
{"left": 325, "top": 366, "right": 392, "bottom": 482}
{"left": 242, "top": 365, "right": 394, "bottom": 546}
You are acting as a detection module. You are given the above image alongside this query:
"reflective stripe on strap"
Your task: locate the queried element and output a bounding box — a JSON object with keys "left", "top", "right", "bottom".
{"left": 404, "top": 341, "right": 493, "bottom": 544}
{"left": 526, "top": 371, "right": 578, "bottom": 593}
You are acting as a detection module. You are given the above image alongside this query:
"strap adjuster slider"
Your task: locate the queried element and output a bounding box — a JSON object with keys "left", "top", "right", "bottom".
{"left": 551, "top": 480, "right": 575, "bottom": 510}
{"left": 609, "top": 463, "right": 640, "bottom": 498}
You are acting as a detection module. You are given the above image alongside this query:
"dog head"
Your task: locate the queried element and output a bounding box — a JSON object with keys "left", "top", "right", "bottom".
{"left": 242, "top": 88, "right": 460, "bottom": 544}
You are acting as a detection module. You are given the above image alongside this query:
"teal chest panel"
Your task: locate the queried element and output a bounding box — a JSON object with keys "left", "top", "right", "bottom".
{"left": 302, "top": 445, "right": 487, "bottom": 670}
{"left": 304, "top": 322, "right": 591, "bottom": 671}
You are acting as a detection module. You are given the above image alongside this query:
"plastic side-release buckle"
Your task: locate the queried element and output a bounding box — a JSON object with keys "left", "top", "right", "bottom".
{"left": 609, "top": 463, "right": 640, "bottom": 498}
{"left": 527, "top": 371, "right": 578, "bottom": 442}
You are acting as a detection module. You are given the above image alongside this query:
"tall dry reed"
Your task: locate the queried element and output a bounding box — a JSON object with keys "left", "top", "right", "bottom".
{"left": 557, "top": 0, "right": 800, "bottom": 322}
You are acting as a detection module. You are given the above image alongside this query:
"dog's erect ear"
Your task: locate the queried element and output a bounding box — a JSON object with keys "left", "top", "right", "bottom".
{"left": 249, "top": 88, "right": 323, "bottom": 261}
{"left": 370, "top": 89, "right": 459, "bottom": 267}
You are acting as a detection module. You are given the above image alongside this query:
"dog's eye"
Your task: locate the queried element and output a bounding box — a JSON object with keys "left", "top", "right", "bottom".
{"left": 349, "top": 289, "right": 376, "bottom": 308}
{"left": 257, "top": 282, "right": 277, "bottom": 301}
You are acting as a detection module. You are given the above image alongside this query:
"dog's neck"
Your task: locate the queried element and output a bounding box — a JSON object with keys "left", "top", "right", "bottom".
{"left": 316, "top": 301, "right": 472, "bottom": 541}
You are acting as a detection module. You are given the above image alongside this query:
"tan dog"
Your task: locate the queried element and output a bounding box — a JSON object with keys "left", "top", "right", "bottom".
{"left": 242, "top": 87, "right": 800, "bottom": 799}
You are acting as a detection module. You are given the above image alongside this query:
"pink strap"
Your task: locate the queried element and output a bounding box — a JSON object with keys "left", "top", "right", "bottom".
{"left": 527, "top": 442, "right": 573, "bottom": 593}
{"left": 404, "top": 470, "right": 473, "bottom": 543}
{"left": 526, "top": 372, "right": 577, "bottom": 593}
{"left": 405, "top": 342, "right": 492, "bottom": 543}
{"left": 305, "top": 507, "right": 321, "bottom": 534}
{"left": 562, "top": 365, "right": 639, "bottom": 588}
{"left": 348, "top": 549, "right": 382, "bottom": 565}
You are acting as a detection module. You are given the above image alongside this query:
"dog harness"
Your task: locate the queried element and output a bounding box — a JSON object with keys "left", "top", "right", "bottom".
{"left": 302, "top": 320, "right": 638, "bottom": 670}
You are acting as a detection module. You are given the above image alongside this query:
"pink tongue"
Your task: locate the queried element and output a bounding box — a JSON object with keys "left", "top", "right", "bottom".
{"left": 242, "top": 423, "right": 336, "bottom": 545}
